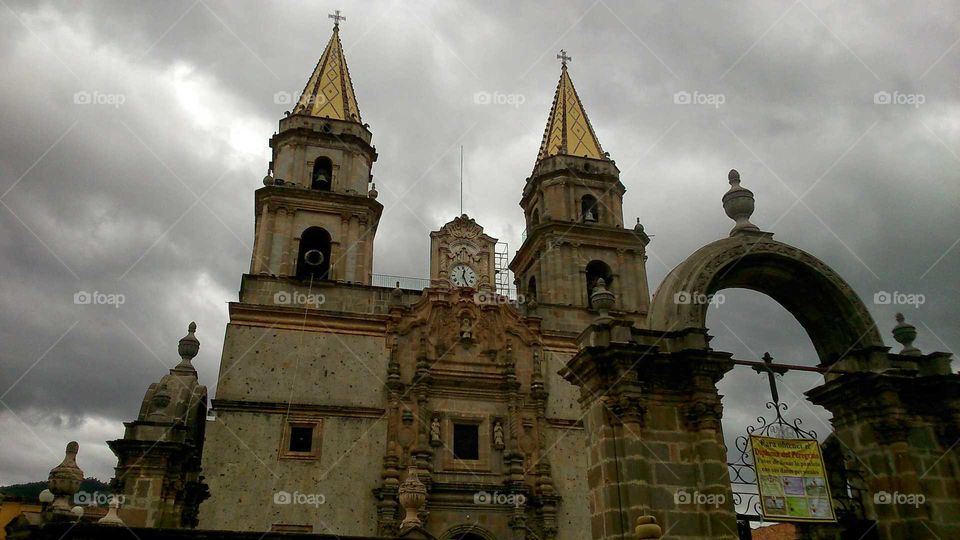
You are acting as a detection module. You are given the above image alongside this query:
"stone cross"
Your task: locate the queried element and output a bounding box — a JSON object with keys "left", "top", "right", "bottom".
{"left": 557, "top": 49, "right": 571, "bottom": 67}
{"left": 329, "top": 10, "right": 345, "bottom": 28}
{"left": 752, "top": 352, "right": 788, "bottom": 404}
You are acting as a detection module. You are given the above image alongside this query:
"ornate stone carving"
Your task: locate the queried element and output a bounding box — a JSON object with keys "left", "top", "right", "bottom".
{"left": 493, "top": 419, "right": 506, "bottom": 450}
{"left": 684, "top": 399, "right": 723, "bottom": 431}
{"left": 398, "top": 466, "right": 427, "bottom": 530}
{"left": 430, "top": 416, "right": 441, "bottom": 447}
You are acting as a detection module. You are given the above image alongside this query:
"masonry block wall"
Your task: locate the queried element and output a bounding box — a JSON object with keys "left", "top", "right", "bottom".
{"left": 808, "top": 351, "right": 960, "bottom": 540}
{"left": 562, "top": 319, "right": 738, "bottom": 539}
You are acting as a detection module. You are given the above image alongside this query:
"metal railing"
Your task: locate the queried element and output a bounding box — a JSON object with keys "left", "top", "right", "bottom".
{"left": 370, "top": 273, "right": 520, "bottom": 301}
{"left": 370, "top": 273, "right": 432, "bottom": 290}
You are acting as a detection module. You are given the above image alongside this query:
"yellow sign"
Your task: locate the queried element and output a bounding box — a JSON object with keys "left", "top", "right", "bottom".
{"left": 751, "top": 435, "right": 836, "bottom": 522}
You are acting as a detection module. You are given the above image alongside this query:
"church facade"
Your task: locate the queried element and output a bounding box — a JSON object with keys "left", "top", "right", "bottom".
{"left": 83, "top": 18, "right": 960, "bottom": 540}
{"left": 189, "top": 21, "right": 645, "bottom": 540}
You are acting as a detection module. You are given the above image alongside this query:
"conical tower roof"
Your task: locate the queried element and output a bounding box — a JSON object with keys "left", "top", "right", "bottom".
{"left": 536, "top": 61, "right": 606, "bottom": 164}
{"left": 293, "top": 22, "right": 362, "bottom": 123}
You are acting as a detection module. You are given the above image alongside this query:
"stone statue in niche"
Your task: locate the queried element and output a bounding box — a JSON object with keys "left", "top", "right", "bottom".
{"left": 459, "top": 317, "right": 473, "bottom": 341}
{"left": 430, "top": 416, "right": 441, "bottom": 447}
{"left": 493, "top": 420, "right": 505, "bottom": 450}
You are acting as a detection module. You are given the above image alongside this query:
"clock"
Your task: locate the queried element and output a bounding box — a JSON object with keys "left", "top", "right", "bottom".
{"left": 449, "top": 264, "right": 477, "bottom": 287}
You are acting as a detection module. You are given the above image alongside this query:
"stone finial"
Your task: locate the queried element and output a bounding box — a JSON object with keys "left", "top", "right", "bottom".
{"left": 262, "top": 174, "right": 274, "bottom": 186}
{"left": 722, "top": 169, "right": 760, "bottom": 236}
{"left": 97, "top": 495, "right": 125, "bottom": 526}
{"left": 892, "top": 313, "right": 921, "bottom": 356}
{"left": 175, "top": 322, "right": 200, "bottom": 372}
{"left": 635, "top": 515, "right": 663, "bottom": 538}
{"left": 48, "top": 442, "right": 83, "bottom": 513}
{"left": 391, "top": 282, "right": 403, "bottom": 305}
{"left": 368, "top": 183, "right": 379, "bottom": 199}
{"left": 398, "top": 466, "right": 426, "bottom": 530}
{"left": 590, "top": 278, "right": 615, "bottom": 316}
{"left": 633, "top": 218, "right": 650, "bottom": 243}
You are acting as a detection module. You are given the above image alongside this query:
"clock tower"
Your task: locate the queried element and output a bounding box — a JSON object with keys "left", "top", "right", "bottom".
{"left": 429, "top": 214, "right": 497, "bottom": 290}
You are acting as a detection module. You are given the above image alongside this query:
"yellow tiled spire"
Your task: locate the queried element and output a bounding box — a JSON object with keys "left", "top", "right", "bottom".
{"left": 293, "top": 19, "right": 362, "bottom": 123}
{"left": 536, "top": 57, "right": 606, "bottom": 164}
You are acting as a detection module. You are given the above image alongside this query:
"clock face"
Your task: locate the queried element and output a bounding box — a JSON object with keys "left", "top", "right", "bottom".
{"left": 450, "top": 264, "right": 477, "bottom": 287}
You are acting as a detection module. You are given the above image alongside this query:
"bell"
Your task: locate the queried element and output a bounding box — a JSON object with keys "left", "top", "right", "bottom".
{"left": 304, "top": 249, "right": 325, "bottom": 266}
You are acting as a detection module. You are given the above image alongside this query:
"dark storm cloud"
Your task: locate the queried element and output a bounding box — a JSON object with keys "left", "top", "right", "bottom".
{"left": 0, "top": 0, "right": 956, "bottom": 483}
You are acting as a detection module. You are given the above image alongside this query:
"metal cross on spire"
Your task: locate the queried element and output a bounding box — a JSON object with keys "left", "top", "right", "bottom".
{"left": 752, "top": 352, "right": 789, "bottom": 405}
{"left": 329, "top": 10, "right": 346, "bottom": 29}
{"left": 557, "top": 49, "right": 571, "bottom": 67}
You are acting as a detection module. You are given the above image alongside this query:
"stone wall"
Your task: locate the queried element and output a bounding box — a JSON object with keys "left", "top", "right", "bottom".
{"left": 200, "top": 411, "right": 386, "bottom": 534}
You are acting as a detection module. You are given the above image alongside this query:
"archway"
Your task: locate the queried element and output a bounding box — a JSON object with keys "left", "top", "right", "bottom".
{"left": 441, "top": 523, "right": 496, "bottom": 540}
{"left": 648, "top": 235, "right": 882, "bottom": 364}
{"left": 647, "top": 236, "right": 883, "bottom": 532}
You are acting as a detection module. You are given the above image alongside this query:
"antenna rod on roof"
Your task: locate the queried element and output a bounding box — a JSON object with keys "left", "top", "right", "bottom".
{"left": 460, "top": 145, "right": 464, "bottom": 215}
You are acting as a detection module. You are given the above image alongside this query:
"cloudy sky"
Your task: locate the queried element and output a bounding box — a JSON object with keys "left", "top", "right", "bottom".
{"left": 0, "top": 0, "right": 957, "bottom": 486}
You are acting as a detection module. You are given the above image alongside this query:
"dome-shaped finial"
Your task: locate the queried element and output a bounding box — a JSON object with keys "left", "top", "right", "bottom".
{"left": 175, "top": 322, "right": 200, "bottom": 372}
{"left": 892, "top": 313, "right": 921, "bottom": 356}
{"left": 48, "top": 442, "right": 83, "bottom": 513}
{"left": 633, "top": 217, "right": 650, "bottom": 243}
{"left": 369, "top": 183, "right": 379, "bottom": 199}
{"left": 723, "top": 168, "right": 759, "bottom": 236}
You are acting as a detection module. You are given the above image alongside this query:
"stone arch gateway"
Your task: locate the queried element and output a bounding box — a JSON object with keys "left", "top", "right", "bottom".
{"left": 559, "top": 171, "right": 959, "bottom": 540}
{"left": 648, "top": 232, "right": 883, "bottom": 364}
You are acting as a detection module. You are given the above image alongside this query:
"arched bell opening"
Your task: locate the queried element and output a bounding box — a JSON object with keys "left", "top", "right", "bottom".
{"left": 311, "top": 157, "right": 333, "bottom": 191}
{"left": 295, "top": 227, "right": 332, "bottom": 281}
{"left": 585, "top": 259, "right": 613, "bottom": 308}
{"left": 581, "top": 194, "right": 599, "bottom": 223}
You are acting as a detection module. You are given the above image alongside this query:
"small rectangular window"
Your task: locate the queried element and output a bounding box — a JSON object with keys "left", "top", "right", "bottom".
{"left": 289, "top": 426, "right": 313, "bottom": 453}
{"left": 453, "top": 423, "right": 479, "bottom": 460}
{"left": 280, "top": 420, "right": 322, "bottom": 460}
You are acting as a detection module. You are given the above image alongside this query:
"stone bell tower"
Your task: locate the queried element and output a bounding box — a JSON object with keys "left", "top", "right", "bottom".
{"left": 250, "top": 16, "right": 381, "bottom": 284}
{"left": 510, "top": 52, "right": 650, "bottom": 327}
